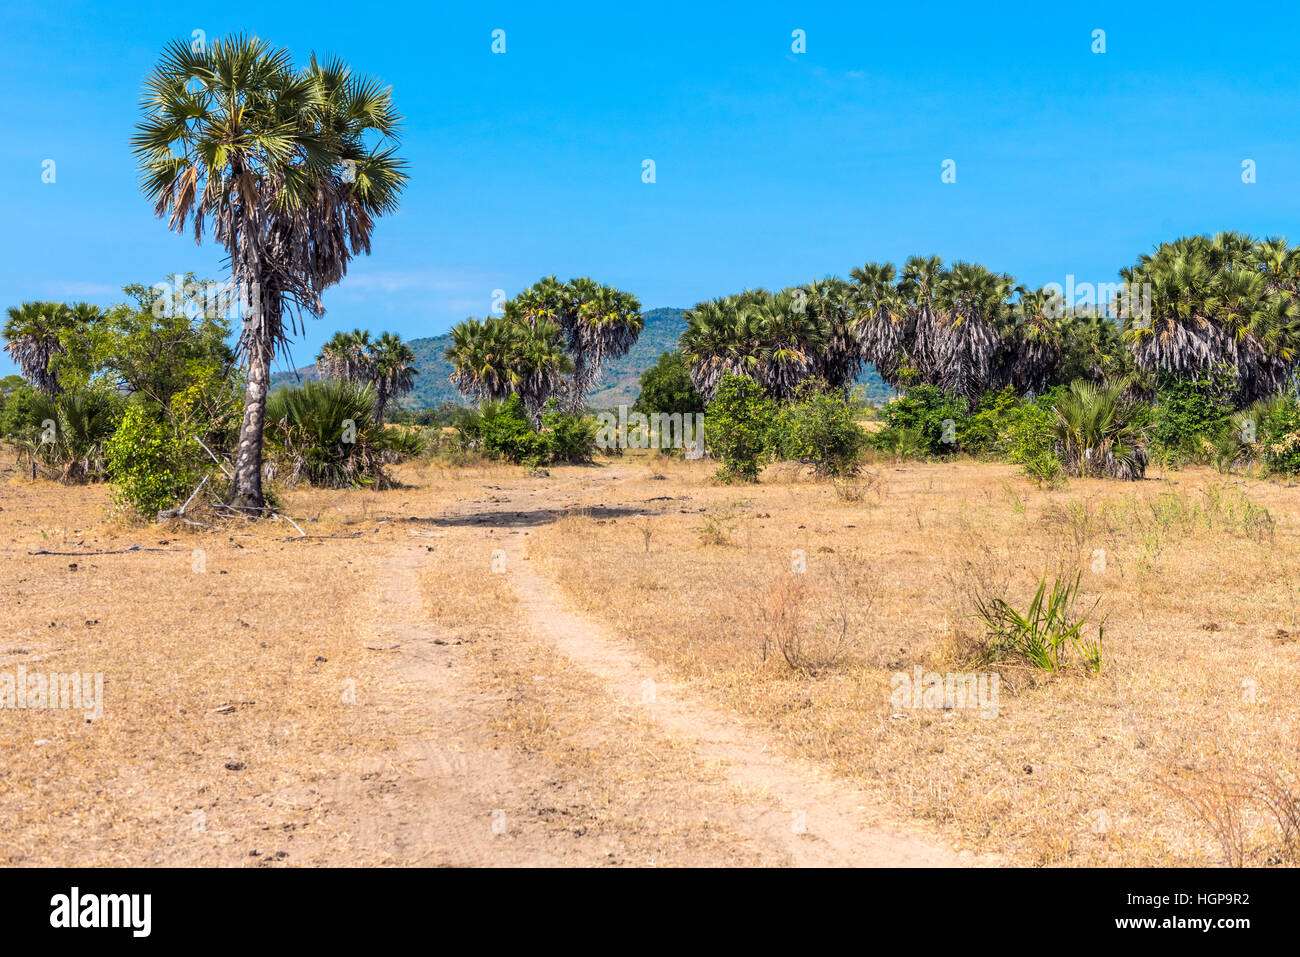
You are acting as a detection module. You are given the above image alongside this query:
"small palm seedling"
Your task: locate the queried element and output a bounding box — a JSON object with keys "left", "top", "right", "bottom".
{"left": 971, "top": 571, "right": 1104, "bottom": 673}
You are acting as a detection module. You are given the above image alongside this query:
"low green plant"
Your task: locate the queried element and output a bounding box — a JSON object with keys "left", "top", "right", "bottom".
{"left": 540, "top": 402, "right": 599, "bottom": 464}
{"left": 264, "top": 380, "right": 415, "bottom": 488}
{"left": 1150, "top": 364, "right": 1237, "bottom": 460}
{"left": 769, "top": 378, "right": 866, "bottom": 477}
{"left": 874, "top": 384, "right": 968, "bottom": 456}
{"left": 971, "top": 572, "right": 1104, "bottom": 673}
{"left": 1052, "top": 380, "right": 1150, "bottom": 480}
{"left": 478, "top": 394, "right": 549, "bottom": 466}
{"left": 18, "top": 388, "right": 119, "bottom": 483}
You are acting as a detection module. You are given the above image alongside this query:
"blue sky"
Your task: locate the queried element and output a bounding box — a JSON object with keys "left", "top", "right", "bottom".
{"left": 3, "top": 0, "right": 1299, "bottom": 375}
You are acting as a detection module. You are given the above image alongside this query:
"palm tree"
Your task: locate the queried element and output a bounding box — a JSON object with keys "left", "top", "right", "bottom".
{"left": 133, "top": 35, "right": 407, "bottom": 510}
{"left": 679, "top": 287, "right": 834, "bottom": 402}
{"left": 508, "top": 277, "right": 643, "bottom": 412}
{"left": 445, "top": 316, "right": 572, "bottom": 424}
{"left": 1002, "top": 286, "right": 1066, "bottom": 393}
{"left": 848, "top": 261, "right": 910, "bottom": 385}
{"left": 1122, "top": 233, "right": 1300, "bottom": 402}
{"left": 3, "top": 302, "right": 74, "bottom": 394}
{"left": 1052, "top": 380, "right": 1149, "bottom": 480}
{"left": 369, "top": 332, "right": 417, "bottom": 422}
{"left": 265, "top": 379, "right": 411, "bottom": 488}
{"left": 20, "top": 390, "right": 117, "bottom": 483}
{"left": 316, "top": 329, "right": 373, "bottom": 383}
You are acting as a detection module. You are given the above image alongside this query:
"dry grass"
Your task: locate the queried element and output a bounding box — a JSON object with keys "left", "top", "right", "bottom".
{"left": 527, "top": 455, "right": 1300, "bottom": 866}
{"left": 5, "top": 447, "right": 1299, "bottom": 867}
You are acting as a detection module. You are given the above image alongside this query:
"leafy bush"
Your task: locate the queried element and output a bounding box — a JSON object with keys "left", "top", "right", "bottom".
{"left": 874, "top": 384, "right": 969, "bottom": 456}
{"left": 1150, "top": 364, "right": 1236, "bottom": 459}
{"left": 769, "top": 378, "right": 866, "bottom": 477}
{"left": 105, "top": 404, "right": 198, "bottom": 516}
{"left": 1052, "top": 380, "right": 1150, "bottom": 480}
{"left": 0, "top": 382, "right": 41, "bottom": 439}
{"left": 479, "top": 394, "right": 549, "bottom": 466}
{"left": 635, "top": 350, "right": 705, "bottom": 416}
{"left": 961, "top": 387, "right": 1020, "bottom": 456}
{"left": 541, "top": 402, "right": 599, "bottom": 463}
{"left": 971, "top": 572, "right": 1104, "bottom": 673}
{"left": 879, "top": 426, "right": 925, "bottom": 462}
{"left": 264, "top": 380, "right": 414, "bottom": 488}
{"left": 1246, "top": 394, "right": 1300, "bottom": 475}
{"left": 706, "top": 373, "right": 777, "bottom": 481}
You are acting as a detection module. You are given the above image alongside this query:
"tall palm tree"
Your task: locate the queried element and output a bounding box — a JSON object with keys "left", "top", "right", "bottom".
{"left": 848, "top": 261, "right": 910, "bottom": 385}
{"left": 508, "top": 277, "right": 643, "bottom": 412}
{"left": 133, "top": 35, "right": 407, "bottom": 510}
{"left": 1003, "top": 286, "right": 1066, "bottom": 392}
{"left": 3, "top": 301, "right": 75, "bottom": 394}
{"left": 929, "top": 261, "right": 1011, "bottom": 399}
{"left": 679, "top": 296, "right": 747, "bottom": 400}
{"left": 316, "top": 329, "right": 373, "bottom": 383}
{"left": 369, "top": 331, "right": 417, "bottom": 422}
{"left": 801, "top": 277, "right": 860, "bottom": 389}
{"left": 445, "top": 316, "right": 572, "bottom": 423}
{"left": 897, "top": 255, "right": 946, "bottom": 389}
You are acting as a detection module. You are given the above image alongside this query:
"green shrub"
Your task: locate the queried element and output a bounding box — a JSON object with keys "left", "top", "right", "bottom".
{"left": 0, "top": 383, "right": 42, "bottom": 439}
{"left": 19, "top": 388, "right": 120, "bottom": 483}
{"left": 971, "top": 572, "right": 1104, "bottom": 673}
{"left": 961, "top": 387, "right": 1020, "bottom": 456}
{"left": 770, "top": 378, "right": 866, "bottom": 477}
{"left": 105, "top": 404, "right": 197, "bottom": 515}
{"left": 264, "top": 380, "right": 413, "bottom": 488}
{"left": 1150, "top": 364, "right": 1236, "bottom": 459}
{"left": 1005, "top": 389, "right": 1063, "bottom": 474}
{"left": 480, "top": 395, "right": 549, "bottom": 466}
{"left": 874, "top": 384, "right": 969, "bottom": 456}
{"left": 1248, "top": 395, "right": 1300, "bottom": 475}
{"left": 634, "top": 351, "right": 705, "bottom": 417}
{"left": 541, "top": 403, "right": 599, "bottom": 463}
{"left": 1052, "top": 380, "right": 1150, "bottom": 480}
{"left": 706, "top": 373, "right": 777, "bottom": 481}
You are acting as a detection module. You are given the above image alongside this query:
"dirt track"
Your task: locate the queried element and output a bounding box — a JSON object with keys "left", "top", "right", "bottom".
{"left": 320, "top": 470, "right": 984, "bottom": 866}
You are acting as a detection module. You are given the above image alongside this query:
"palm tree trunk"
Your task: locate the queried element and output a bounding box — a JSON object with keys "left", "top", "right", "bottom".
{"left": 229, "top": 332, "right": 274, "bottom": 511}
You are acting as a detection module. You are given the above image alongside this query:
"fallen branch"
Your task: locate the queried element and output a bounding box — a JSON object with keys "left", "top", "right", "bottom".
{"left": 157, "top": 475, "right": 210, "bottom": 522}
{"left": 29, "top": 545, "right": 175, "bottom": 556}
{"left": 273, "top": 512, "right": 306, "bottom": 537}
{"left": 210, "top": 501, "right": 308, "bottom": 537}
{"left": 280, "top": 531, "right": 364, "bottom": 541}
{"left": 193, "top": 436, "right": 233, "bottom": 478}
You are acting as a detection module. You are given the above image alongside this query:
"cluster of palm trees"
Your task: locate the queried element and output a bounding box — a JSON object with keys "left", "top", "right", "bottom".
{"left": 445, "top": 276, "right": 642, "bottom": 421}
{"left": 679, "top": 260, "right": 1097, "bottom": 404}
{"left": 680, "top": 237, "right": 1300, "bottom": 408}
{"left": 315, "top": 329, "right": 417, "bottom": 422}
{"left": 1121, "top": 232, "right": 1300, "bottom": 402}
{"left": 133, "top": 35, "right": 408, "bottom": 509}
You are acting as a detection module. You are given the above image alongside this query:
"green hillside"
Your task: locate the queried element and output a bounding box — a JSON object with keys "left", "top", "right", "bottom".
{"left": 271, "top": 306, "right": 891, "bottom": 409}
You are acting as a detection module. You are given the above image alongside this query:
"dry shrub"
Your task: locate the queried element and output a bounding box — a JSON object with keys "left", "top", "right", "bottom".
{"left": 832, "top": 470, "right": 883, "bottom": 505}
{"left": 1162, "top": 756, "right": 1300, "bottom": 866}
{"left": 1161, "top": 764, "right": 1254, "bottom": 866}
{"left": 759, "top": 555, "right": 878, "bottom": 674}
{"left": 696, "top": 503, "right": 753, "bottom": 547}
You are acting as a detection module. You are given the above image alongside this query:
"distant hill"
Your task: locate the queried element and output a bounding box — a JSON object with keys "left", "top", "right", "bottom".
{"left": 270, "top": 306, "right": 892, "bottom": 409}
